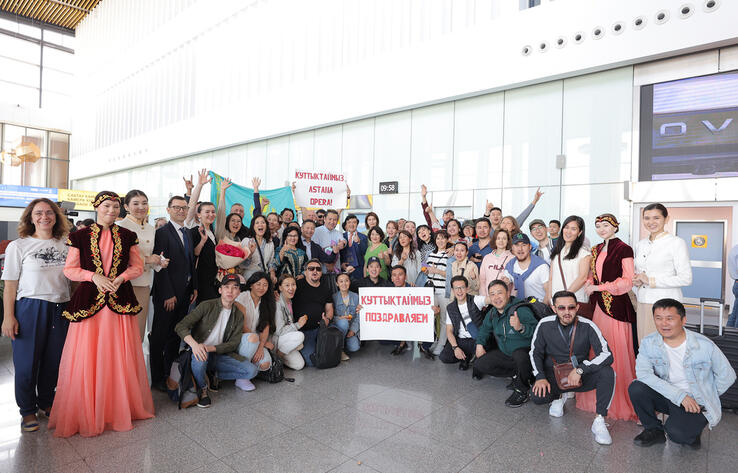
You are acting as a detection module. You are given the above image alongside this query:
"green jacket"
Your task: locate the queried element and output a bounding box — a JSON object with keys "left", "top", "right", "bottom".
{"left": 175, "top": 298, "right": 245, "bottom": 361}
{"left": 475, "top": 297, "right": 537, "bottom": 357}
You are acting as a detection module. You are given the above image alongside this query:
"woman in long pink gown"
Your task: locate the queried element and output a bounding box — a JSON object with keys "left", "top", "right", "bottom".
{"left": 50, "top": 191, "right": 154, "bottom": 437}
{"left": 576, "top": 214, "right": 638, "bottom": 422}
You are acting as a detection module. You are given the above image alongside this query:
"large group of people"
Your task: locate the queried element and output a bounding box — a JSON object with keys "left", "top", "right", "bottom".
{"left": 1, "top": 170, "right": 735, "bottom": 452}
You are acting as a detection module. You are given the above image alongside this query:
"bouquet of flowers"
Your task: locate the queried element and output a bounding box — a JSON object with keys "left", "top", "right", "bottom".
{"left": 215, "top": 238, "right": 250, "bottom": 270}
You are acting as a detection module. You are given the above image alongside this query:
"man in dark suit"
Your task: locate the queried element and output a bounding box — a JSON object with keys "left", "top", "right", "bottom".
{"left": 150, "top": 195, "right": 198, "bottom": 391}
{"left": 300, "top": 219, "right": 336, "bottom": 267}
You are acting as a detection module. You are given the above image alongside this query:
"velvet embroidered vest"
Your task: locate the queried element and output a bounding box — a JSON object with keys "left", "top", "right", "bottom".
{"left": 62, "top": 224, "right": 142, "bottom": 322}
{"left": 589, "top": 237, "right": 636, "bottom": 324}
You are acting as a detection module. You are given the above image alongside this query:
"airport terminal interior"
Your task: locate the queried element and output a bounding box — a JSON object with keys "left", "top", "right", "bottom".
{"left": 0, "top": 1, "right": 737, "bottom": 472}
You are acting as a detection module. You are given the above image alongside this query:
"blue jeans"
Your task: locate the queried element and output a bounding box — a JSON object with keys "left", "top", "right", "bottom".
{"left": 300, "top": 328, "right": 319, "bottom": 367}
{"left": 728, "top": 280, "right": 738, "bottom": 328}
{"left": 190, "top": 352, "right": 257, "bottom": 388}
{"left": 238, "top": 336, "right": 272, "bottom": 371}
{"left": 11, "top": 298, "right": 69, "bottom": 416}
{"left": 332, "top": 317, "right": 360, "bottom": 353}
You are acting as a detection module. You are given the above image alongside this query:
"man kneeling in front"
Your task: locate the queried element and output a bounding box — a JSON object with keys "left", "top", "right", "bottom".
{"left": 175, "top": 274, "right": 258, "bottom": 408}
{"left": 530, "top": 290, "right": 615, "bottom": 445}
{"left": 628, "top": 298, "right": 736, "bottom": 449}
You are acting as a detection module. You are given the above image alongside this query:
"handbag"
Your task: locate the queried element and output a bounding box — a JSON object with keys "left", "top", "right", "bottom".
{"left": 557, "top": 253, "right": 593, "bottom": 319}
{"left": 551, "top": 319, "right": 582, "bottom": 390}
{"left": 256, "top": 349, "right": 294, "bottom": 383}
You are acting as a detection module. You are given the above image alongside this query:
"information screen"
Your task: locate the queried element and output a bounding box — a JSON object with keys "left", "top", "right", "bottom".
{"left": 639, "top": 72, "right": 738, "bottom": 181}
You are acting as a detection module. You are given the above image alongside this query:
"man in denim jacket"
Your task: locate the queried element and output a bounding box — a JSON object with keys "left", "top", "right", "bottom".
{"left": 629, "top": 298, "right": 736, "bottom": 449}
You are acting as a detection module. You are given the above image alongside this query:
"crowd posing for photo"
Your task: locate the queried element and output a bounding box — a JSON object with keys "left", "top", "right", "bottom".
{"left": 1, "top": 169, "right": 735, "bottom": 451}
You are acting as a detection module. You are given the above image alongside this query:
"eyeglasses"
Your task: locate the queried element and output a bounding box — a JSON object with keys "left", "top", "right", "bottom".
{"left": 556, "top": 305, "right": 577, "bottom": 311}
{"left": 306, "top": 267, "right": 322, "bottom": 272}
{"left": 452, "top": 286, "right": 466, "bottom": 291}
{"left": 169, "top": 206, "right": 188, "bottom": 212}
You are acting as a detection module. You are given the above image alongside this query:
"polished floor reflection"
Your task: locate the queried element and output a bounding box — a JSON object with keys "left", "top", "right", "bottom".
{"left": 0, "top": 338, "right": 735, "bottom": 473}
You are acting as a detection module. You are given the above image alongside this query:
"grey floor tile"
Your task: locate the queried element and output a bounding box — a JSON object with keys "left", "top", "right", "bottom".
{"left": 250, "top": 386, "right": 347, "bottom": 427}
{"left": 508, "top": 401, "right": 603, "bottom": 452}
{"left": 355, "top": 388, "right": 443, "bottom": 427}
{"left": 83, "top": 429, "right": 217, "bottom": 473}
{"left": 181, "top": 406, "right": 291, "bottom": 458}
{"left": 296, "top": 406, "right": 403, "bottom": 457}
{"left": 221, "top": 430, "right": 350, "bottom": 473}
{"left": 589, "top": 437, "right": 707, "bottom": 473}
{"left": 66, "top": 416, "right": 172, "bottom": 459}
{"left": 705, "top": 411, "right": 738, "bottom": 457}
{"left": 189, "top": 460, "right": 238, "bottom": 473}
{"left": 357, "top": 428, "right": 469, "bottom": 473}
{"left": 328, "top": 459, "right": 381, "bottom": 472}
{"left": 407, "top": 405, "right": 510, "bottom": 456}
{"left": 0, "top": 430, "right": 81, "bottom": 473}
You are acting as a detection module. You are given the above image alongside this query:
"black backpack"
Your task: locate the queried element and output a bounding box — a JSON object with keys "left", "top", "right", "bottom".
{"left": 256, "top": 349, "right": 294, "bottom": 383}
{"left": 310, "top": 319, "right": 344, "bottom": 369}
{"left": 507, "top": 296, "right": 554, "bottom": 321}
{"left": 174, "top": 348, "right": 200, "bottom": 409}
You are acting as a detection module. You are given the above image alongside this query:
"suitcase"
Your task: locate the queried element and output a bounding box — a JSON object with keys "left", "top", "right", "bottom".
{"left": 685, "top": 297, "right": 738, "bottom": 413}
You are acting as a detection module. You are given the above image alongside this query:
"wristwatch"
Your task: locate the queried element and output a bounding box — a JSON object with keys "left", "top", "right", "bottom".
{"left": 452, "top": 346, "right": 459, "bottom": 350}
{"left": 576, "top": 368, "right": 584, "bottom": 375}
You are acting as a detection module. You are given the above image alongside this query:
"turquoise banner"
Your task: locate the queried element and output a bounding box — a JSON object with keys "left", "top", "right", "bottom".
{"left": 208, "top": 171, "right": 295, "bottom": 226}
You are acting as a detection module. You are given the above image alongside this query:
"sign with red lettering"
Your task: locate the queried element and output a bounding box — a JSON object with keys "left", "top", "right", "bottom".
{"left": 293, "top": 169, "right": 348, "bottom": 209}
{"left": 358, "top": 287, "right": 435, "bottom": 342}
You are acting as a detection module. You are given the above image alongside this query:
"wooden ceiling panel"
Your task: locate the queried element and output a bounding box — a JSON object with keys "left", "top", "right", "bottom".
{"left": 0, "top": 0, "right": 102, "bottom": 31}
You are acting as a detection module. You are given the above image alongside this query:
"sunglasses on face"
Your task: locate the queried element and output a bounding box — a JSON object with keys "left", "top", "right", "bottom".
{"left": 306, "top": 266, "right": 321, "bottom": 272}
{"left": 556, "top": 305, "right": 577, "bottom": 311}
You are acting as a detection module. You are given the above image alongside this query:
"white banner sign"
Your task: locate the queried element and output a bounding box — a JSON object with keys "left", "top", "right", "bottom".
{"left": 358, "top": 287, "right": 435, "bottom": 342}
{"left": 293, "top": 169, "right": 348, "bottom": 209}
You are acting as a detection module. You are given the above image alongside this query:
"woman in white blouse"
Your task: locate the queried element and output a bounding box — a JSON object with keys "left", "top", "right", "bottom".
{"left": 120, "top": 190, "right": 167, "bottom": 339}
{"left": 546, "top": 215, "right": 592, "bottom": 312}
{"left": 633, "top": 203, "right": 692, "bottom": 341}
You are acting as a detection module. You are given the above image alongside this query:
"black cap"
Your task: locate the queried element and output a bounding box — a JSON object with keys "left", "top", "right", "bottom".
{"left": 511, "top": 233, "right": 530, "bottom": 245}
{"left": 220, "top": 274, "right": 242, "bottom": 286}
{"left": 367, "top": 256, "right": 382, "bottom": 266}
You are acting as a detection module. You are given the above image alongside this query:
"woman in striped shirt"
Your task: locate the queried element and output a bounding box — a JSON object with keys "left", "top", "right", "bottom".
{"left": 423, "top": 230, "right": 451, "bottom": 358}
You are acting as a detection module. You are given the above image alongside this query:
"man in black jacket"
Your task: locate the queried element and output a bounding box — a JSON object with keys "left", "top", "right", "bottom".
{"left": 440, "top": 276, "right": 486, "bottom": 369}
{"left": 529, "top": 290, "right": 614, "bottom": 445}
{"left": 300, "top": 219, "right": 336, "bottom": 267}
{"left": 150, "top": 195, "right": 198, "bottom": 391}
{"left": 351, "top": 257, "right": 391, "bottom": 292}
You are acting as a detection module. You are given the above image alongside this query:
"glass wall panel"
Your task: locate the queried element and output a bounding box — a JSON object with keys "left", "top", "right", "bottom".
{"left": 409, "top": 102, "right": 454, "bottom": 191}
{"left": 453, "top": 93, "right": 504, "bottom": 190}
{"left": 473, "top": 188, "right": 504, "bottom": 220}
{"left": 371, "top": 193, "right": 410, "bottom": 224}
{"left": 226, "top": 145, "right": 248, "bottom": 184}
{"left": 48, "top": 159, "right": 68, "bottom": 189}
{"left": 0, "top": 34, "right": 40, "bottom": 63}
{"left": 245, "top": 141, "right": 267, "bottom": 185}
{"left": 500, "top": 185, "right": 561, "bottom": 233}
{"left": 0, "top": 56, "right": 40, "bottom": 87}
{"left": 49, "top": 132, "right": 69, "bottom": 160}
{"left": 503, "top": 81, "right": 563, "bottom": 188}
{"left": 265, "top": 136, "right": 289, "bottom": 188}
{"left": 562, "top": 67, "right": 633, "bottom": 185}
{"left": 2, "top": 124, "right": 24, "bottom": 185}
{"left": 0, "top": 81, "right": 38, "bottom": 107}
{"left": 211, "top": 149, "right": 229, "bottom": 178}
{"left": 313, "top": 125, "right": 342, "bottom": 171}
{"left": 288, "top": 131, "right": 314, "bottom": 182}
{"left": 374, "top": 111, "right": 411, "bottom": 194}
{"left": 560, "top": 183, "right": 631, "bottom": 245}
{"left": 341, "top": 118, "right": 374, "bottom": 195}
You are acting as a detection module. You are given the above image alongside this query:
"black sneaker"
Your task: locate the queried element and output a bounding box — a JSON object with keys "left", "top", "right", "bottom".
{"left": 505, "top": 389, "right": 530, "bottom": 408}
{"left": 633, "top": 428, "right": 666, "bottom": 447}
{"left": 197, "top": 389, "right": 212, "bottom": 408}
{"left": 458, "top": 359, "right": 470, "bottom": 371}
{"left": 506, "top": 376, "right": 517, "bottom": 390}
{"left": 390, "top": 343, "right": 407, "bottom": 356}
{"left": 472, "top": 369, "right": 483, "bottom": 380}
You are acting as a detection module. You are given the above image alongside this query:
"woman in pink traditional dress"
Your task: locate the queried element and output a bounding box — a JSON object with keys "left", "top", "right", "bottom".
{"left": 577, "top": 214, "right": 637, "bottom": 421}
{"left": 50, "top": 191, "right": 154, "bottom": 437}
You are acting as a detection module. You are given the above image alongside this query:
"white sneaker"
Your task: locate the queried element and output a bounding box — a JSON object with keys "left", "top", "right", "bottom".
{"left": 341, "top": 351, "right": 350, "bottom": 361}
{"left": 235, "top": 379, "right": 256, "bottom": 391}
{"left": 549, "top": 396, "right": 566, "bottom": 417}
{"left": 591, "top": 415, "right": 612, "bottom": 445}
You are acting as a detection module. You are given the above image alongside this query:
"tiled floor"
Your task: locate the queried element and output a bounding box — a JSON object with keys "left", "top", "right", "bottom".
{"left": 1, "top": 338, "right": 736, "bottom": 473}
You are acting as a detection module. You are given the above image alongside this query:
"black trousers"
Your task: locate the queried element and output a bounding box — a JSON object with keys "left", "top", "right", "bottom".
{"left": 628, "top": 380, "right": 708, "bottom": 445}
{"left": 149, "top": 295, "right": 190, "bottom": 384}
{"left": 439, "top": 338, "right": 476, "bottom": 364}
{"left": 531, "top": 365, "right": 615, "bottom": 417}
{"left": 474, "top": 348, "right": 533, "bottom": 390}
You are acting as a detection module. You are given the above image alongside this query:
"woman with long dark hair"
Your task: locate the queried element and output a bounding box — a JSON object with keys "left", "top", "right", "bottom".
{"left": 274, "top": 274, "right": 307, "bottom": 370}
{"left": 50, "top": 191, "right": 154, "bottom": 437}
{"left": 119, "top": 190, "right": 168, "bottom": 337}
{"left": 391, "top": 230, "right": 422, "bottom": 283}
{"left": 546, "top": 215, "right": 592, "bottom": 311}
{"left": 274, "top": 226, "right": 308, "bottom": 278}
{"left": 242, "top": 214, "right": 276, "bottom": 281}
{"left": 235, "top": 272, "right": 276, "bottom": 389}
{"left": 2, "top": 198, "right": 71, "bottom": 432}
{"left": 191, "top": 201, "right": 218, "bottom": 303}
{"left": 384, "top": 220, "right": 399, "bottom": 251}
{"left": 576, "top": 214, "right": 638, "bottom": 421}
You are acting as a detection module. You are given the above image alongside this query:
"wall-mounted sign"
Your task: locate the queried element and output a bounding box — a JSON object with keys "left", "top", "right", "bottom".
{"left": 691, "top": 234, "right": 708, "bottom": 248}
{"left": 379, "top": 181, "right": 398, "bottom": 194}
{"left": 58, "top": 189, "right": 101, "bottom": 211}
{"left": 0, "top": 184, "right": 58, "bottom": 208}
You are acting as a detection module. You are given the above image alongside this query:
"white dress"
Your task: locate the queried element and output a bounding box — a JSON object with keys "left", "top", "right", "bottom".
{"left": 550, "top": 247, "right": 590, "bottom": 303}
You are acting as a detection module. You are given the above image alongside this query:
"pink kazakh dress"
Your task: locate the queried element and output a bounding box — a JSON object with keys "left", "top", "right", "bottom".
{"left": 576, "top": 239, "right": 638, "bottom": 422}
{"left": 50, "top": 225, "right": 154, "bottom": 437}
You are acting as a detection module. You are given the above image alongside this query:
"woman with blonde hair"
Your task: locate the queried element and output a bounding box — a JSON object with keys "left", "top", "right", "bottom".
{"left": 2, "top": 198, "right": 71, "bottom": 432}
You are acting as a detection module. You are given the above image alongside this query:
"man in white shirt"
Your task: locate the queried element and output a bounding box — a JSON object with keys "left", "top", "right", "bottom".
{"left": 440, "top": 276, "right": 487, "bottom": 370}
{"left": 502, "top": 233, "right": 549, "bottom": 300}
{"left": 629, "top": 299, "right": 736, "bottom": 449}
{"left": 529, "top": 219, "right": 554, "bottom": 264}
{"left": 313, "top": 209, "right": 346, "bottom": 272}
